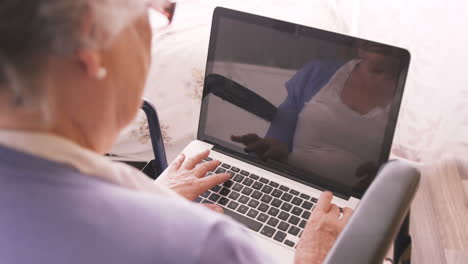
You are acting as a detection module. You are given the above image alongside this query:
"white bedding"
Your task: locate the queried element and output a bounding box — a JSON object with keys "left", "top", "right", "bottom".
{"left": 110, "top": 0, "right": 468, "bottom": 164}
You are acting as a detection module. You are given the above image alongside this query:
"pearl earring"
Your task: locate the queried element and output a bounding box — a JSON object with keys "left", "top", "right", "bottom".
{"left": 96, "top": 67, "right": 107, "bottom": 80}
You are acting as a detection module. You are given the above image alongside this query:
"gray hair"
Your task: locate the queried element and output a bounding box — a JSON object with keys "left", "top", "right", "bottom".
{"left": 0, "top": 0, "right": 161, "bottom": 106}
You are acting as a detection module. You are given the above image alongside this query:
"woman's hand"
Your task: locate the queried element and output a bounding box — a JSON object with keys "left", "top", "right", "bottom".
{"left": 295, "top": 191, "right": 353, "bottom": 264}
{"left": 231, "top": 134, "right": 288, "bottom": 161}
{"left": 156, "top": 149, "right": 230, "bottom": 204}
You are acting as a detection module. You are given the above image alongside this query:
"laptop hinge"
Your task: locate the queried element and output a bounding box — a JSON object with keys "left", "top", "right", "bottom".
{"left": 211, "top": 144, "right": 351, "bottom": 200}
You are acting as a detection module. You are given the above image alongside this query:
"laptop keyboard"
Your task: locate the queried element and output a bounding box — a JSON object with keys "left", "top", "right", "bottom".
{"left": 195, "top": 157, "right": 320, "bottom": 249}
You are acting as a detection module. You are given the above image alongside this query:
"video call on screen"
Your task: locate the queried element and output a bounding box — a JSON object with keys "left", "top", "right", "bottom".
{"left": 201, "top": 16, "right": 406, "bottom": 195}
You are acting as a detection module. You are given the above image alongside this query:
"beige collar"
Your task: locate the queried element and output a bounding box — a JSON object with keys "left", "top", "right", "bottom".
{"left": 0, "top": 129, "right": 179, "bottom": 198}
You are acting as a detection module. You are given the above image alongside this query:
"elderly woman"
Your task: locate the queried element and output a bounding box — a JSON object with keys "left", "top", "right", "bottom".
{"left": 0, "top": 1, "right": 352, "bottom": 263}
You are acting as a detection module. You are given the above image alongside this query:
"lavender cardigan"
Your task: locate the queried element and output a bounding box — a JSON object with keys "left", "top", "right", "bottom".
{"left": 0, "top": 145, "right": 272, "bottom": 264}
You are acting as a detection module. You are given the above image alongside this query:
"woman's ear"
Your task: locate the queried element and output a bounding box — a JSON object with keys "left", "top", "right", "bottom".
{"left": 357, "top": 48, "right": 367, "bottom": 60}
{"left": 77, "top": 50, "right": 104, "bottom": 80}
{"left": 75, "top": 6, "right": 106, "bottom": 80}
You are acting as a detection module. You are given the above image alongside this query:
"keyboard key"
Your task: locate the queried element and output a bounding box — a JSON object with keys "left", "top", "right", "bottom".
{"left": 211, "top": 185, "right": 221, "bottom": 192}
{"left": 250, "top": 174, "right": 260, "bottom": 180}
{"left": 248, "top": 199, "right": 260, "bottom": 208}
{"left": 261, "top": 185, "right": 273, "bottom": 194}
{"left": 279, "top": 185, "right": 290, "bottom": 192}
{"left": 252, "top": 182, "right": 263, "bottom": 190}
{"left": 257, "top": 213, "right": 269, "bottom": 223}
{"left": 203, "top": 157, "right": 213, "bottom": 162}
{"left": 227, "top": 171, "right": 235, "bottom": 177}
{"left": 291, "top": 207, "right": 303, "bottom": 216}
{"left": 271, "top": 198, "right": 282, "bottom": 208}
{"left": 194, "top": 196, "right": 202, "bottom": 203}
{"left": 299, "top": 220, "right": 307, "bottom": 228}
{"left": 232, "top": 183, "right": 243, "bottom": 192}
{"left": 284, "top": 240, "right": 295, "bottom": 247}
{"left": 271, "top": 189, "right": 283, "bottom": 198}
{"left": 201, "top": 190, "right": 211, "bottom": 198}
{"left": 240, "top": 170, "right": 250, "bottom": 176}
{"left": 219, "top": 188, "right": 230, "bottom": 196}
{"left": 243, "top": 178, "right": 254, "bottom": 186}
{"left": 311, "top": 197, "right": 318, "bottom": 203}
{"left": 223, "top": 208, "right": 262, "bottom": 232}
{"left": 300, "top": 193, "right": 311, "bottom": 200}
{"left": 302, "top": 211, "right": 311, "bottom": 219}
{"left": 223, "top": 180, "right": 234, "bottom": 188}
{"left": 261, "top": 194, "right": 273, "bottom": 203}
{"left": 218, "top": 197, "right": 230, "bottom": 206}
{"left": 221, "top": 163, "right": 231, "bottom": 169}
{"left": 227, "top": 201, "right": 239, "bottom": 210}
{"left": 251, "top": 190, "right": 262, "bottom": 199}
{"left": 278, "top": 211, "right": 290, "bottom": 221}
{"left": 247, "top": 209, "right": 259, "bottom": 218}
{"left": 267, "top": 207, "right": 279, "bottom": 217}
{"left": 241, "top": 187, "right": 253, "bottom": 196}
{"left": 291, "top": 197, "right": 303, "bottom": 206}
{"left": 237, "top": 205, "right": 249, "bottom": 214}
{"left": 289, "top": 189, "right": 300, "bottom": 196}
{"left": 208, "top": 193, "right": 220, "bottom": 202}
{"left": 258, "top": 203, "right": 269, "bottom": 212}
{"left": 269, "top": 181, "right": 279, "bottom": 188}
{"left": 302, "top": 201, "right": 314, "bottom": 210}
{"left": 273, "top": 231, "right": 287, "bottom": 242}
{"left": 281, "top": 203, "right": 292, "bottom": 212}
{"left": 281, "top": 193, "right": 293, "bottom": 202}
{"left": 267, "top": 217, "right": 279, "bottom": 227}
{"left": 231, "top": 167, "right": 240, "bottom": 172}
{"left": 228, "top": 191, "right": 240, "bottom": 200}
{"left": 201, "top": 200, "right": 213, "bottom": 204}
{"left": 260, "top": 226, "right": 275, "bottom": 238}
{"left": 233, "top": 174, "right": 245, "bottom": 182}
{"left": 278, "top": 221, "right": 290, "bottom": 232}
{"left": 289, "top": 215, "right": 300, "bottom": 225}
{"left": 238, "top": 195, "right": 249, "bottom": 204}
{"left": 259, "top": 177, "right": 269, "bottom": 184}
{"left": 288, "top": 226, "right": 301, "bottom": 236}
{"left": 215, "top": 168, "right": 226, "bottom": 174}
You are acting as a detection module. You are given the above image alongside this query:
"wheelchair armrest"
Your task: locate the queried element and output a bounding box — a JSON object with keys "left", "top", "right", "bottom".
{"left": 324, "top": 160, "right": 420, "bottom": 264}
{"left": 141, "top": 99, "right": 168, "bottom": 176}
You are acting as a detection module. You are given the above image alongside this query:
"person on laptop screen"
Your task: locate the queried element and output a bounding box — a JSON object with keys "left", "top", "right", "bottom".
{"left": 232, "top": 41, "right": 401, "bottom": 193}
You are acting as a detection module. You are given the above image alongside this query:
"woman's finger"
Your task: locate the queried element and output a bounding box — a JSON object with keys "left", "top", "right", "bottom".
{"left": 169, "top": 153, "right": 185, "bottom": 171}
{"left": 231, "top": 134, "right": 260, "bottom": 145}
{"left": 181, "top": 149, "right": 210, "bottom": 170}
{"left": 195, "top": 173, "right": 231, "bottom": 194}
{"left": 201, "top": 203, "right": 224, "bottom": 214}
{"left": 244, "top": 139, "right": 268, "bottom": 153}
{"left": 316, "top": 191, "right": 333, "bottom": 212}
{"left": 329, "top": 204, "right": 340, "bottom": 218}
{"left": 340, "top": 207, "right": 353, "bottom": 223}
{"left": 194, "top": 160, "right": 220, "bottom": 177}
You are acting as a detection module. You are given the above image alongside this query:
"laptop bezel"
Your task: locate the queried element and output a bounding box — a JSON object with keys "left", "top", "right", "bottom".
{"left": 197, "top": 7, "right": 411, "bottom": 199}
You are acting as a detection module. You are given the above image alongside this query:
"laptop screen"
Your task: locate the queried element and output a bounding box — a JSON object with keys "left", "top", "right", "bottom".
{"left": 199, "top": 7, "right": 410, "bottom": 198}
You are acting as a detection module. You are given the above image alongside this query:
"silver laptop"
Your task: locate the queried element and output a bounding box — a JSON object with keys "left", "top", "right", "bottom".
{"left": 182, "top": 7, "right": 410, "bottom": 263}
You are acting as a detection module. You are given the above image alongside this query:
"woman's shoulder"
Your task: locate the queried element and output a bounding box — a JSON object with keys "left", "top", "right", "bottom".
{"left": 86, "top": 185, "right": 264, "bottom": 263}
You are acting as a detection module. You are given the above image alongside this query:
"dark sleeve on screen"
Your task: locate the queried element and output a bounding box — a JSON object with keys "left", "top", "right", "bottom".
{"left": 265, "top": 61, "right": 340, "bottom": 151}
